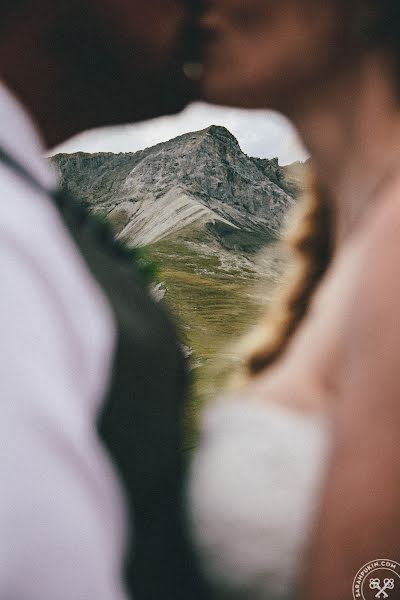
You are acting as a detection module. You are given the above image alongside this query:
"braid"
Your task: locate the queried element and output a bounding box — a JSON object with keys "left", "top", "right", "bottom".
{"left": 245, "top": 177, "right": 335, "bottom": 377}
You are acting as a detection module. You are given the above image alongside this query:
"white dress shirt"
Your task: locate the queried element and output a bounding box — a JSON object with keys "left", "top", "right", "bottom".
{"left": 0, "top": 82, "right": 128, "bottom": 600}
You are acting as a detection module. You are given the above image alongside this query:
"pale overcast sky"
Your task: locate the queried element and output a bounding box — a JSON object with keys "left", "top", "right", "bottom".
{"left": 53, "top": 102, "right": 308, "bottom": 166}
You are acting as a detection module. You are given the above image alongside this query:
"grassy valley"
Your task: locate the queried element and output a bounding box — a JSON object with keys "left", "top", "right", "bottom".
{"left": 148, "top": 229, "right": 288, "bottom": 447}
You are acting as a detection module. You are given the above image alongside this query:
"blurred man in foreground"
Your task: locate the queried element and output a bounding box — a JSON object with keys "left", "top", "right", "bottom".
{"left": 0, "top": 1, "right": 207, "bottom": 599}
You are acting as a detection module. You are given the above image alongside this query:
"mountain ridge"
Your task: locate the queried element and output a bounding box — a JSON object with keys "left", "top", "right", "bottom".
{"left": 51, "top": 125, "right": 302, "bottom": 251}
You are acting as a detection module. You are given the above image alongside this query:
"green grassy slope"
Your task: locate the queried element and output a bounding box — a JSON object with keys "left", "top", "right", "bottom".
{"left": 147, "top": 230, "right": 284, "bottom": 448}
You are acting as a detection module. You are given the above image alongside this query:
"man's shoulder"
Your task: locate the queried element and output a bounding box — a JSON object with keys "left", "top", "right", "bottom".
{"left": 0, "top": 162, "right": 115, "bottom": 374}
{"left": 0, "top": 160, "right": 59, "bottom": 243}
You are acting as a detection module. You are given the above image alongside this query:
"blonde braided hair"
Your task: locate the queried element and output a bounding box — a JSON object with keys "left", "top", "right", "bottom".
{"left": 244, "top": 177, "right": 335, "bottom": 378}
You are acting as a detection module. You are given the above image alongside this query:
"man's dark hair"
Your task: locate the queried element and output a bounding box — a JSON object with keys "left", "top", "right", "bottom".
{"left": 1, "top": 0, "right": 28, "bottom": 28}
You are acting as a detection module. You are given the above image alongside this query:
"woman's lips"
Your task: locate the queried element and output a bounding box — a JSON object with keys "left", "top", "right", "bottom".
{"left": 200, "top": 26, "right": 225, "bottom": 64}
{"left": 181, "top": 18, "right": 219, "bottom": 71}
{"left": 181, "top": 4, "right": 224, "bottom": 82}
{"left": 181, "top": 7, "right": 204, "bottom": 63}
{"left": 180, "top": 10, "right": 206, "bottom": 87}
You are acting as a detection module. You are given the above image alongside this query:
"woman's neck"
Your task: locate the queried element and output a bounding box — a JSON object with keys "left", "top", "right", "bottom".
{"left": 290, "top": 55, "right": 400, "bottom": 254}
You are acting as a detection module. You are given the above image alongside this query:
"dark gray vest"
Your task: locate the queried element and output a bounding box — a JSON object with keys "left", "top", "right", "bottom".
{"left": 0, "top": 148, "right": 209, "bottom": 600}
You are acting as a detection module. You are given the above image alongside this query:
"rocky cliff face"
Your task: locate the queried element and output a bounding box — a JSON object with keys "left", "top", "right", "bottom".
{"left": 52, "top": 125, "right": 299, "bottom": 252}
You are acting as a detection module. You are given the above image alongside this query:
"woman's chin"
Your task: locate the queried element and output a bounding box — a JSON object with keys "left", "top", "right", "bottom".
{"left": 199, "top": 73, "right": 267, "bottom": 109}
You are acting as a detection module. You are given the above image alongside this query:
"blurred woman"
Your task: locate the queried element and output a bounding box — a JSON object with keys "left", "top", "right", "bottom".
{"left": 189, "top": 2, "right": 400, "bottom": 598}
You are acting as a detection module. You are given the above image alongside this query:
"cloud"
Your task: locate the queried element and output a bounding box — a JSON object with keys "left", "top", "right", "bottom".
{"left": 52, "top": 103, "right": 308, "bottom": 165}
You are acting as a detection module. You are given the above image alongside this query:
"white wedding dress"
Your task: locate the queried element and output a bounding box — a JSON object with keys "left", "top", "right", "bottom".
{"left": 188, "top": 396, "right": 330, "bottom": 599}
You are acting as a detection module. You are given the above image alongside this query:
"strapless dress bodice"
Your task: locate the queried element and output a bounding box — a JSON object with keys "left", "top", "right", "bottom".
{"left": 188, "top": 396, "right": 330, "bottom": 599}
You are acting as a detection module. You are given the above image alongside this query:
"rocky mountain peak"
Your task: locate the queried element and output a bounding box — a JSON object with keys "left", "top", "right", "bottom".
{"left": 202, "top": 124, "right": 240, "bottom": 145}
{"left": 51, "top": 126, "right": 301, "bottom": 249}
